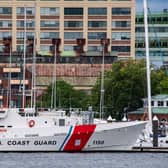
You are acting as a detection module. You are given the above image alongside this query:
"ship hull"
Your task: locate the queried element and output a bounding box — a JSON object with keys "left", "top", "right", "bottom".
{"left": 0, "top": 122, "right": 146, "bottom": 152}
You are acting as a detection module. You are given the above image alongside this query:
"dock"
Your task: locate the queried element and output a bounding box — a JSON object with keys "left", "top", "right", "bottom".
{"left": 132, "top": 146, "right": 168, "bottom": 152}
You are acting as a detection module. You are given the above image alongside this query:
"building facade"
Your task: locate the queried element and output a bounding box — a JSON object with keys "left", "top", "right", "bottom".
{"left": 0, "top": 65, "right": 32, "bottom": 107}
{"left": 0, "top": 0, "right": 135, "bottom": 59}
{"left": 136, "top": 10, "right": 168, "bottom": 65}
{"left": 128, "top": 94, "right": 168, "bottom": 122}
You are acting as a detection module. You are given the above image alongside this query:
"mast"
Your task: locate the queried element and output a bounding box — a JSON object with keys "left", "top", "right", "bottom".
{"left": 51, "top": 42, "right": 57, "bottom": 109}
{"left": 9, "top": 38, "right": 12, "bottom": 109}
{"left": 31, "top": 1, "right": 37, "bottom": 109}
{"left": 143, "top": 0, "right": 152, "bottom": 127}
{"left": 22, "top": 6, "right": 27, "bottom": 108}
{"left": 99, "top": 42, "right": 105, "bottom": 120}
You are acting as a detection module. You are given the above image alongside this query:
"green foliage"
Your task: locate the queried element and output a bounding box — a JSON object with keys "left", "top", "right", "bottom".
{"left": 37, "top": 80, "right": 90, "bottom": 110}
{"left": 91, "top": 59, "right": 168, "bottom": 120}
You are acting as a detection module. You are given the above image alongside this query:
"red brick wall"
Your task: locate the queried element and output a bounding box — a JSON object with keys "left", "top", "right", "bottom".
{"left": 27, "top": 64, "right": 112, "bottom": 77}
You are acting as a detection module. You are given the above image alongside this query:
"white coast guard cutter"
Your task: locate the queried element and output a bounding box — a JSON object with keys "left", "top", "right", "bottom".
{"left": 0, "top": 107, "right": 146, "bottom": 151}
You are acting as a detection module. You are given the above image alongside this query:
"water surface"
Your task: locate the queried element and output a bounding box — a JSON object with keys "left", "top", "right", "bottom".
{"left": 0, "top": 152, "right": 167, "bottom": 168}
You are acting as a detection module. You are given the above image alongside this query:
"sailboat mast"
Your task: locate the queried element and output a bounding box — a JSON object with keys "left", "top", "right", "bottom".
{"left": 22, "top": 6, "right": 27, "bottom": 108}
{"left": 54, "top": 44, "right": 57, "bottom": 109}
{"left": 51, "top": 43, "right": 57, "bottom": 109}
{"left": 100, "top": 43, "right": 105, "bottom": 120}
{"left": 9, "top": 38, "right": 12, "bottom": 108}
{"left": 31, "top": 1, "right": 37, "bottom": 109}
{"left": 143, "top": 0, "right": 152, "bottom": 127}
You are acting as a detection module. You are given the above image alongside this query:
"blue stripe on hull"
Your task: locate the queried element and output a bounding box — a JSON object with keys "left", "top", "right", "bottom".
{"left": 59, "top": 125, "right": 73, "bottom": 151}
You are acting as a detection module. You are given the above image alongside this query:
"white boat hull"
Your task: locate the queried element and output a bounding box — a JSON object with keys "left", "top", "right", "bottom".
{"left": 0, "top": 122, "right": 146, "bottom": 151}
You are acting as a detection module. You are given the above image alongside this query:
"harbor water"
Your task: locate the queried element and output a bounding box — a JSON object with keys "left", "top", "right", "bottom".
{"left": 0, "top": 152, "right": 167, "bottom": 168}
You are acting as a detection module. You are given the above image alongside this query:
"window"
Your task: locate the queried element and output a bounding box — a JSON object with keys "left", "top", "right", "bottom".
{"left": 88, "top": 46, "right": 101, "bottom": 51}
{"left": 40, "top": 32, "right": 59, "bottom": 39}
{"left": 158, "top": 101, "right": 164, "bottom": 106}
{"left": 112, "top": 32, "right": 130, "bottom": 40}
{"left": 0, "top": 45, "right": 3, "bottom": 52}
{"left": 59, "top": 119, "right": 65, "bottom": 126}
{"left": 40, "top": 45, "right": 51, "bottom": 51}
{"left": 17, "top": 32, "right": 35, "bottom": 39}
{"left": 88, "top": 32, "right": 106, "bottom": 39}
{"left": 88, "top": 21, "right": 107, "bottom": 28}
{"left": 64, "top": 8, "right": 83, "bottom": 15}
{"left": 112, "top": 8, "right": 131, "bottom": 15}
{"left": 0, "top": 20, "right": 12, "bottom": 28}
{"left": 112, "top": 21, "right": 131, "bottom": 28}
{"left": 0, "top": 7, "right": 12, "bottom": 14}
{"left": 88, "top": 8, "right": 107, "bottom": 15}
{"left": 17, "top": 21, "right": 35, "bottom": 28}
{"left": 41, "top": 21, "right": 59, "bottom": 28}
{"left": 17, "top": 7, "right": 35, "bottom": 15}
{"left": 64, "top": 32, "right": 83, "bottom": 40}
{"left": 112, "top": 46, "right": 130, "bottom": 52}
{"left": 64, "top": 45, "right": 74, "bottom": 51}
{"left": 64, "top": 21, "right": 83, "bottom": 28}
{"left": 17, "top": 45, "right": 24, "bottom": 52}
{"left": 0, "top": 32, "right": 12, "bottom": 40}
{"left": 40, "top": 7, "right": 60, "bottom": 16}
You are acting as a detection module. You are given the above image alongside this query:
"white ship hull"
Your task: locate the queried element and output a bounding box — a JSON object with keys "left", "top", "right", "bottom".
{"left": 0, "top": 121, "right": 146, "bottom": 151}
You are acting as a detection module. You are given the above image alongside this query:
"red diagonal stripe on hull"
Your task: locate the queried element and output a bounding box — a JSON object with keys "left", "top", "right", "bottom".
{"left": 63, "top": 125, "right": 96, "bottom": 151}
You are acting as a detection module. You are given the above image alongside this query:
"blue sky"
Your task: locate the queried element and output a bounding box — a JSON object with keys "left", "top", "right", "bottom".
{"left": 136, "top": 0, "right": 166, "bottom": 12}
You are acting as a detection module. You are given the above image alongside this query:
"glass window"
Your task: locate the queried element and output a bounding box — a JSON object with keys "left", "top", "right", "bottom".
{"left": 64, "top": 8, "right": 83, "bottom": 15}
{"left": 0, "top": 32, "right": 12, "bottom": 39}
{"left": 112, "top": 8, "right": 131, "bottom": 15}
{"left": 0, "top": 20, "right": 12, "bottom": 28}
{"left": 112, "top": 21, "right": 131, "bottom": 28}
{"left": 17, "top": 32, "right": 35, "bottom": 39}
{"left": 40, "top": 7, "right": 60, "bottom": 16}
{"left": 41, "top": 20, "right": 59, "bottom": 27}
{"left": 64, "top": 32, "right": 83, "bottom": 39}
{"left": 88, "top": 21, "right": 107, "bottom": 28}
{"left": 17, "top": 20, "right": 35, "bottom": 28}
{"left": 40, "top": 32, "right": 59, "bottom": 39}
{"left": 40, "top": 45, "right": 51, "bottom": 51}
{"left": 88, "top": 32, "right": 106, "bottom": 39}
{"left": 112, "top": 32, "right": 130, "bottom": 40}
{"left": 158, "top": 101, "right": 164, "bottom": 106}
{"left": 0, "top": 45, "right": 3, "bottom": 52}
{"left": 0, "top": 7, "right": 12, "bottom": 14}
{"left": 88, "top": 8, "right": 107, "bottom": 15}
{"left": 64, "top": 21, "right": 83, "bottom": 28}
{"left": 17, "top": 7, "right": 35, "bottom": 15}
{"left": 64, "top": 45, "right": 74, "bottom": 51}
{"left": 112, "top": 46, "right": 130, "bottom": 52}
{"left": 88, "top": 46, "right": 101, "bottom": 51}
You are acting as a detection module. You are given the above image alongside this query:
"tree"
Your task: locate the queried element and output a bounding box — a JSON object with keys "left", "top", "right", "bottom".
{"left": 91, "top": 59, "right": 168, "bottom": 120}
{"left": 37, "top": 80, "right": 90, "bottom": 110}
